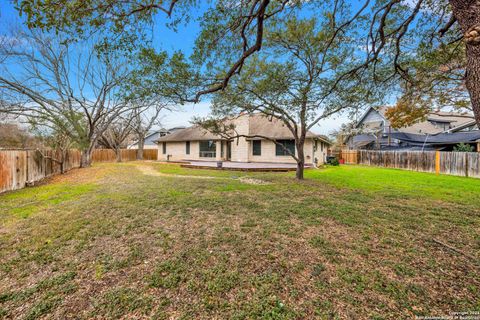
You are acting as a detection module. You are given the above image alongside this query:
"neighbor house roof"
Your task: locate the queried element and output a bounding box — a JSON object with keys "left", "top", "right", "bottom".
{"left": 156, "top": 114, "right": 330, "bottom": 144}
{"left": 390, "top": 131, "right": 480, "bottom": 145}
{"left": 356, "top": 106, "right": 476, "bottom": 135}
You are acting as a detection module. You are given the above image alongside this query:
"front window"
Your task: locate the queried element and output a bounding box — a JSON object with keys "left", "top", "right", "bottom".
{"left": 186, "top": 141, "right": 190, "bottom": 155}
{"left": 162, "top": 142, "right": 166, "bottom": 154}
{"left": 275, "top": 140, "right": 295, "bottom": 156}
{"left": 199, "top": 140, "right": 216, "bottom": 158}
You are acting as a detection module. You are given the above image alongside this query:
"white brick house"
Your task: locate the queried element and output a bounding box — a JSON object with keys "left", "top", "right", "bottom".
{"left": 156, "top": 114, "right": 331, "bottom": 165}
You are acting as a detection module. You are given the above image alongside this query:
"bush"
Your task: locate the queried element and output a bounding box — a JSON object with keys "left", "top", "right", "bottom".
{"left": 328, "top": 158, "right": 339, "bottom": 166}
{"left": 453, "top": 143, "right": 474, "bottom": 152}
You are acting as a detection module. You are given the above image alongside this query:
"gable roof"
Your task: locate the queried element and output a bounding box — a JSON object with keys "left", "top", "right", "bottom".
{"left": 155, "top": 125, "right": 222, "bottom": 142}
{"left": 356, "top": 106, "right": 476, "bottom": 134}
{"left": 156, "top": 114, "right": 330, "bottom": 144}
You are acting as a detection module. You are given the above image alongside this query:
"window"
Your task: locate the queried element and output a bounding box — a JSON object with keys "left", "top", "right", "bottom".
{"left": 162, "top": 142, "right": 166, "bottom": 154}
{"left": 185, "top": 141, "right": 190, "bottom": 155}
{"left": 199, "top": 140, "right": 216, "bottom": 158}
{"left": 252, "top": 140, "right": 261, "bottom": 156}
{"left": 275, "top": 140, "right": 295, "bottom": 156}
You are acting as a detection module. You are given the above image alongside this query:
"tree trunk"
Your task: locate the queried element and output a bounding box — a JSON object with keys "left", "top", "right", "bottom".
{"left": 115, "top": 147, "right": 122, "bottom": 162}
{"left": 449, "top": 0, "right": 480, "bottom": 128}
{"left": 137, "top": 135, "right": 145, "bottom": 160}
{"left": 80, "top": 148, "right": 93, "bottom": 168}
{"left": 295, "top": 139, "right": 305, "bottom": 180}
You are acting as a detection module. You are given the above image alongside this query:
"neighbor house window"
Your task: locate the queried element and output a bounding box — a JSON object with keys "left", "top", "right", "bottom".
{"left": 275, "top": 140, "right": 295, "bottom": 156}
{"left": 162, "top": 142, "right": 166, "bottom": 154}
{"left": 186, "top": 141, "right": 190, "bottom": 155}
{"left": 199, "top": 140, "right": 216, "bottom": 158}
{"left": 252, "top": 140, "right": 261, "bottom": 156}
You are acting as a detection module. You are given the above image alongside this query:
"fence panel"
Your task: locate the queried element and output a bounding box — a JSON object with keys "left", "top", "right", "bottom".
{"left": 0, "top": 150, "right": 27, "bottom": 192}
{"left": 355, "top": 150, "right": 480, "bottom": 178}
{"left": 91, "top": 149, "right": 157, "bottom": 162}
{"left": 1, "top": 148, "right": 157, "bottom": 193}
{"left": 341, "top": 150, "right": 359, "bottom": 164}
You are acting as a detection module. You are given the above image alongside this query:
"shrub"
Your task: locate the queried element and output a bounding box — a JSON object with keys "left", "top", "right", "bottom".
{"left": 453, "top": 143, "right": 474, "bottom": 152}
{"left": 328, "top": 158, "right": 339, "bottom": 166}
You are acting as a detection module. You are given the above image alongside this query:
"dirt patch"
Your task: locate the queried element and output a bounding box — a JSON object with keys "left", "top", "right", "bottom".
{"left": 47, "top": 166, "right": 104, "bottom": 185}
{"left": 136, "top": 165, "right": 217, "bottom": 179}
{"left": 238, "top": 177, "right": 271, "bottom": 185}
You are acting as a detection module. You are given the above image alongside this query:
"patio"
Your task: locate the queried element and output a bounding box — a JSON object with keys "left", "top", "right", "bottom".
{"left": 180, "top": 161, "right": 312, "bottom": 172}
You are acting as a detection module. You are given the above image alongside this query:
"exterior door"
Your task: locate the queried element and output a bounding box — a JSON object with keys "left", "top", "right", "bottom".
{"left": 226, "top": 141, "right": 232, "bottom": 160}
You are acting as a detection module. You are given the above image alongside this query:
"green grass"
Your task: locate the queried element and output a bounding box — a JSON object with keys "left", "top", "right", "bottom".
{"left": 0, "top": 162, "right": 479, "bottom": 319}
{"left": 307, "top": 165, "right": 480, "bottom": 206}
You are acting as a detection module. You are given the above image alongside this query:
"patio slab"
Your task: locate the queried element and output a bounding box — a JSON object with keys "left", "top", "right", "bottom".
{"left": 181, "top": 161, "right": 312, "bottom": 172}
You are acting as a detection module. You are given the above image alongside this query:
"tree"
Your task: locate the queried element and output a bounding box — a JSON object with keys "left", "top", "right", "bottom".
{"left": 15, "top": 1, "right": 480, "bottom": 127}
{"left": 0, "top": 30, "right": 130, "bottom": 167}
{"left": 122, "top": 48, "right": 190, "bottom": 160}
{"left": 97, "top": 117, "right": 134, "bottom": 162}
{"left": 14, "top": 0, "right": 305, "bottom": 101}
{"left": 361, "top": 0, "right": 479, "bottom": 128}
{"left": 32, "top": 125, "right": 75, "bottom": 174}
{"left": 129, "top": 102, "right": 165, "bottom": 160}
{"left": 197, "top": 14, "right": 373, "bottom": 179}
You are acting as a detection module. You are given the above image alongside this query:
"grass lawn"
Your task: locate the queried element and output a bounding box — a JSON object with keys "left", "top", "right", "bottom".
{"left": 0, "top": 162, "right": 479, "bottom": 319}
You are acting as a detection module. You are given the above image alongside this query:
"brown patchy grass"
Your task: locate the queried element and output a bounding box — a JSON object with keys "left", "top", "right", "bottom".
{"left": 0, "top": 162, "right": 479, "bottom": 319}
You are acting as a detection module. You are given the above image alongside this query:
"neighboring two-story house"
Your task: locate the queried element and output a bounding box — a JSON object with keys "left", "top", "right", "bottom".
{"left": 156, "top": 113, "right": 331, "bottom": 165}
{"left": 347, "top": 106, "right": 479, "bottom": 151}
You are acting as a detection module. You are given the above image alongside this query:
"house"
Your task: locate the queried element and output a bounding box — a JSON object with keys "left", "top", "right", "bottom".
{"left": 155, "top": 114, "right": 331, "bottom": 165}
{"left": 347, "top": 106, "right": 478, "bottom": 150}
{"left": 128, "top": 127, "right": 186, "bottom": 149}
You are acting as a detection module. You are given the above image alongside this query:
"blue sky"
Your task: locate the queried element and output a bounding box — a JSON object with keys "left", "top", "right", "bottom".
{"left": 0, "top": 1, "right": 351, "bottom": 135}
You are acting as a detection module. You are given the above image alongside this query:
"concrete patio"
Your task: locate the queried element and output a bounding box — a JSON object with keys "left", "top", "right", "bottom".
{"left": 181, "top": 161, "right": 312, "bottom": 172}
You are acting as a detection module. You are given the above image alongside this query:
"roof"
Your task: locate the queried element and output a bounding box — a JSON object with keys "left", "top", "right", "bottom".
{"left": 356, "top": 106, "right": 476, "bottom": 135}
{"left": 156, "top": 114, "right": 330, "bottom": 144}
{"left": 390, "top": 131, "right": 480, "bottom": 145}
{"left": 247, "top": 114, "right": 319, "bottom": 140}
{"left": 156, "top": 125, "right": 222, "bottom": 142}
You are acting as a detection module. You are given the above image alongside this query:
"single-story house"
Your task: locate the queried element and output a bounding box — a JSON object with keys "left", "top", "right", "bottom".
{"left": 155, "top": 114, "right": 331, "bottom": 165}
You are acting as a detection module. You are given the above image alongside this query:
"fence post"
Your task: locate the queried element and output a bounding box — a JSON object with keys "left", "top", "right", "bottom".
{"left": 435, "top": 151, "right": 440, "bottom": 175}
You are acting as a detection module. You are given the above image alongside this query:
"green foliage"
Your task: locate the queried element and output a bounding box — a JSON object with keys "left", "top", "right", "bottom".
{"left": 124, "top": 48, "right": 197, "bottom": 104}
{"left": 453, "top": 143, "right": 475, "bottom": 152}
{"left": 327, "top": 158, "right": 340, "bottom": 166}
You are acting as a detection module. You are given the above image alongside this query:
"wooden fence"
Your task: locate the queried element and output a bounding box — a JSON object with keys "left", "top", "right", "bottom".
{"left": 0, "top": 149, "right": 82, "bottom": 193}
{"left": 340, "top": 150, "right": 480, "bottom": 178}
{"left": 0, "top": 148, "right": 158, "bottom": 193}
{"left": 92, "top": 149, "right": 158, "bottom": 162}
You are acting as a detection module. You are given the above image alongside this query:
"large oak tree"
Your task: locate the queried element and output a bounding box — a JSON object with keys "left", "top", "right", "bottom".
{"left": 13, "top": 0, "right": 480, "bottom": 127}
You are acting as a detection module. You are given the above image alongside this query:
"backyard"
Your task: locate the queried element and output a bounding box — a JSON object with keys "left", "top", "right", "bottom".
{"left": 0, "top": 162, "right": 479, "bottom": 319}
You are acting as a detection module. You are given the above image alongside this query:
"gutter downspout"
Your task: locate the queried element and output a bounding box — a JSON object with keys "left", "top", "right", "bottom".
{"left": 421, "top": 134, "right": 430, "bottom": 151}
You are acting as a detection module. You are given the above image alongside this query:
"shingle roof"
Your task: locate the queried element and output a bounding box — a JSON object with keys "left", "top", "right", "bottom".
{"left": 358, "top": 106, "right": 476, "bottom": 135}
{"left": 390, "top": 131, "right": 480, "bottom": 144}
{"left": 156, "top": 114, "right": 330, "bottom": 143}
{"left": 378, "top": 106, "right": 476, "bottom": 134}
{"left": 156, "top": 125, "right": 223, "bottom": 142}
{"left": 247, "top": 114, "right": 319, "bottom": 139}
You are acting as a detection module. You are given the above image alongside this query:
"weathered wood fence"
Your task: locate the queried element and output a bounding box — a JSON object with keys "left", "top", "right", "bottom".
{"left": 92, "top": 149, "right": 157, "bottom": 162}
{"left": 0, "top": 148, "right": 158, "bottom": 193}
{"left": 340, "top": 150, "right": 480, "bottom": 178}
{"left": 0, "top": 149, "right": 82, "bottom": 193}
